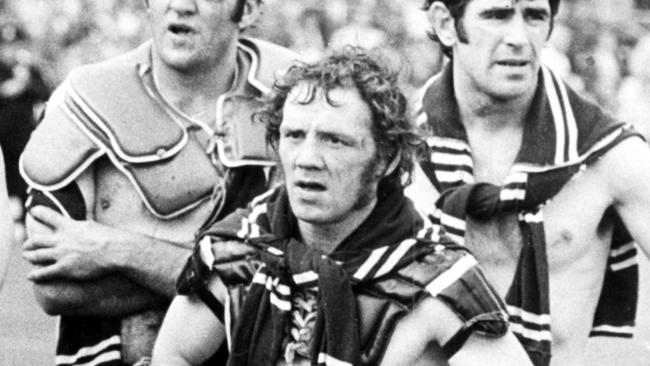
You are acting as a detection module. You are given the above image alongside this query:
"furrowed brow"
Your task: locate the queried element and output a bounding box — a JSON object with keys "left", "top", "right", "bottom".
{"left": 317, "top": 130, "right": 357, "bottom": 145}
{"left": 479, "top": 7, "right": 515, "bottom": 19}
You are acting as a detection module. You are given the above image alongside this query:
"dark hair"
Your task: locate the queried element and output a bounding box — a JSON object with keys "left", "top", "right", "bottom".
{"left": 256, "top": 47, "right": 421, "bottom": 188}
{"left": 422, "top": 0, "right": 561, "bottom": 57}
{"left": 230, "top": 0, "right": 263, "bottom": 23}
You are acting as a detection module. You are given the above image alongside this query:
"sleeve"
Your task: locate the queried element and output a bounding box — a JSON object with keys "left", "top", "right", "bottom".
{"left": 176, "top": 229, "right": 262, "bottom": 322}
{"left": 398, "top": 248, "right": 510, "bottom": 357}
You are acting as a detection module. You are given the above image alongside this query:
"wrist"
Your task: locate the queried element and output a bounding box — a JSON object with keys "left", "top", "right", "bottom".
{"left": 105, "top": 229, "right": 139, "bottom": 272}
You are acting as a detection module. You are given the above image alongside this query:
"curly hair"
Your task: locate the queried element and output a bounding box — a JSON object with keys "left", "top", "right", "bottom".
{"left": 422, "top": 0, "right": 561, "bottom": 57}
{"left": 256, "top": 47, "right": 421, "bottom": 188}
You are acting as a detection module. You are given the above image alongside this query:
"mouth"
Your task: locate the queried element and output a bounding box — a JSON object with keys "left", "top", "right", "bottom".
{"left": 495, "top": 60, "right": 529, "bottom": 67}
{"left": 168, "top": 23, "right": 195, "bottom": 35}
{"left": 295, "top": 181, "right": 326, "bottom": 192}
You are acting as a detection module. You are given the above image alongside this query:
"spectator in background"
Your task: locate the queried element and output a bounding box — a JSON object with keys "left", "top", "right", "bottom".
{"left": 328, "top": 0, "right": 388, "bottom": 50}
{"left": 289, "top": 8, "right": 329, "bottom": 62}
{"left": 0, "top": 145, "right": 15, "bottom": 292}
{"left": 591, "top": 29, "right": 622, "bottom": 112}
{"left": 540, "top": 21, "right": 585, "bottom": 92}
{"left": 0, "top": 21, "right": 48, "bottom": 244}
{"left": 617, "top": 35, "right": 650, "bottom": 139}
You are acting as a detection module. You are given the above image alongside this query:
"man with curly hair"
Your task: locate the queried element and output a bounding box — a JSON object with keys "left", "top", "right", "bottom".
{"left": 151, "top": 49, "right": 532, "bottom": 366}
{"left": 408, "top": 0, "right": 650, "bottom": 365}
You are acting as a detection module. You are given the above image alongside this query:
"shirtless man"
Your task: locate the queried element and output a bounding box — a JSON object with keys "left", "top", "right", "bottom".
{"left": 408, "top": 0, "right": 650, "bottom": 365}
{"left": 19, "top": 1, "right": 297, "bottom": 365}
{"left": 151, "top": 49, "right": 532, "bottom": 366}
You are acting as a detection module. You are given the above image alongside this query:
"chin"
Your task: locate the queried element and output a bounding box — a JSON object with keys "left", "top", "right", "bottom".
{"left": 292, "top": 206, "right": 340, "bottom": 225}
{"left": 158, "top": 46, "right": 201, "bottom": 70}
{"left": 488, "top": 82, "right": 534, "bottom": 101}
{"left": 162, "top": 56, "right": 197, "bottom": 71}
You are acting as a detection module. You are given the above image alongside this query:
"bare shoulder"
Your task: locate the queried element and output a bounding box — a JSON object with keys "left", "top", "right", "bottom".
{"left": 383, "top": 297, "right": 530, "bottom": 366}
{"left": 594, "top": 136, "right": 650, "bottom": 194}
{"left": 399, "top": 296, "right": 464, "bottom": 343}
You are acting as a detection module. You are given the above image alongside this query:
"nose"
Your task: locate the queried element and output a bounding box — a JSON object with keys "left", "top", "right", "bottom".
{"left": 294, "top": 138, "right": 324, "bottom": 171}
{"left": 502, "top": 14, "right": 528, "bottom": 48}
{"left": 168, "top": 0, "right": 197, "bottom": 15}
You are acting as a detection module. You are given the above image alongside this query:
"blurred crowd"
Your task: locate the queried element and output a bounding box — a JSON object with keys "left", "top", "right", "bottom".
{"left": 0, "top": 0, "right": 649, "bottom": 240}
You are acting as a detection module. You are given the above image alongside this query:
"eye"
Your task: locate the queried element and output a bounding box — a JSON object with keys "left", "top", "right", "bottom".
{"left": 324, "top": 135, "right": 344, "bottom": 146}
{"left": 525, "top": 10, "right": 549, "bottom": 22}
{"left": 282, "top": 129, "right": 305, "bottom": 140}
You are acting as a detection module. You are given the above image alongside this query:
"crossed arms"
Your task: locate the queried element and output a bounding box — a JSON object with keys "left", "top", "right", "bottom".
{"left": 22, "top": 167, "right": 192, "bottom": 317}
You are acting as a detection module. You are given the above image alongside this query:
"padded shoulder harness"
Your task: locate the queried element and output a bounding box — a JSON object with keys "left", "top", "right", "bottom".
{"left": 20, "top": 42, "right": 210, "bottom": 219}
{"left": 21, "top": 39, "right": 299, "bottom": 219}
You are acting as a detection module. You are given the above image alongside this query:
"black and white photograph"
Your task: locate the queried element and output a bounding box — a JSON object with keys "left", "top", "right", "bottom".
{"left": 0, "top": 0, "right": 649, "bottom": 365}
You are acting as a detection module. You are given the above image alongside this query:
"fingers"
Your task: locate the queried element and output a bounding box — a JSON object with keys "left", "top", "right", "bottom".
{"left": 27, "top": 262, "right": 65, "bottom": 282}
{"left": 212, "top": 240, "right": 257, "bottom": 263}
{"left": 28, "top": 205, "right": 68, "bottom": 230}
{"left": 22, "top": 247, "right": 57, "bottom": 265}
{"left": 22, "top": 234, "right": 58, "bottom": 250}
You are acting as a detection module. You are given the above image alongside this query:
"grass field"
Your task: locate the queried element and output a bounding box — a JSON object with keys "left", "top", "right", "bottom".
{"left": 1, "top": 241, "right": 649, "bottom": 365}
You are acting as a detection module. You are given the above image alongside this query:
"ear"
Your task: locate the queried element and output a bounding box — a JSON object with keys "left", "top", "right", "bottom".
{"left": 427, "top": 1, "right": 458, "bottom": 48}
{"left": 238, "top": 0, "right": 262, "bottom": 30}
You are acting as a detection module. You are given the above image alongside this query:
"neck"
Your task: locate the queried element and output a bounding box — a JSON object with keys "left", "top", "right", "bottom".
{"left": 454, "top": 69, "right": 536, "bottom": 133}
{"left": 150, "top": 43, "right": 239, "bottom": 122}
{"left": 297, "top": 199, "right": 377, "bottom": 254}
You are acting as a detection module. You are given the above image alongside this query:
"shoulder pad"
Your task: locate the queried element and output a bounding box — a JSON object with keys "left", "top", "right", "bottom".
{"left": 238, "top": 37, "right": 302, "bottom": 92}
{"left": 20, "top": 43, "right": 221, "bottom": 219}
{"left": 374, "top": 247, "right": 509, "bottom": 338}
{"left": 20, "top": 86, "right": 104, "bottom": 191}
{"left": 66, "top": 55, "right": 186, "bottom": 161}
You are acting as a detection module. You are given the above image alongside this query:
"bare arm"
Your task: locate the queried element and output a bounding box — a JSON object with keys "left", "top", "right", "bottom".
{"left": 33, "top": 275, "right": 167, "bottom": 317}
{"left": 604, "top": 137, "right": 650, "bottom": 257}
{"left": 152, "top": 275, "right": 227, "bottom": 366}
{"left": 0, "top": 147, "right": 15, "bottom": 291}
{"left": 382, "top": 296, "right": 532, "bottom": 366}
{"left": 24, "top": 210, "right": 171, "bottom": 316}
{"left": 22, "top": 166, "right": 192, "bottom": 316}
{"left": 23, "top": 205, "right": 191, "bottom": 297}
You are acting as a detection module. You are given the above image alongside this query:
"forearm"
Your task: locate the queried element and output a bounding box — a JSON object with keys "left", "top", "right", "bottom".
{"left": 109, "top": 231, "right": 191, "bottom": 298}
{"left": 152, "top": 294, "right": 224, "bottom": 366}
{"left": 449, "top": 332, "right": 532, "bottom": 366}
{"left": 33, "top": 273, "right": 167, "bottom": 317}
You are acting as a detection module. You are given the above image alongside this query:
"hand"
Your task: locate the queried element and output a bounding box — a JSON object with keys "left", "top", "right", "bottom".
{"left": 22, "top": 205, "right": 124, "bottom": 282}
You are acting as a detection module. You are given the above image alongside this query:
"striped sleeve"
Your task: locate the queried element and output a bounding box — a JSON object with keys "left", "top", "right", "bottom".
{"left": 397, "top": 248, "right": 509, "bottom": 356}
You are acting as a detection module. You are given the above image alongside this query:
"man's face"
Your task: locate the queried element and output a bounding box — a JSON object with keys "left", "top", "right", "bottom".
{"left": 148, "top": 0, "right": 239, "bottom": 71}
{"left": 453, "top": 0, "right": 552, "bottom": 100}
{"left": 279, "top": 84, "right": 383, "bottom": 226}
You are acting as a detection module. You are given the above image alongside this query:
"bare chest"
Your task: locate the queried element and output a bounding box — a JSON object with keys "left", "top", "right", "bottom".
{"left": 466, "top": 167, "right": 613, "bottom": 295}
{"left": 92, "top": 158, "right": 213, "bottom": 243}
